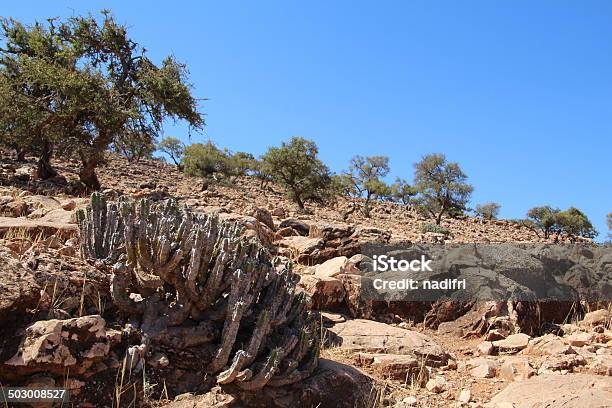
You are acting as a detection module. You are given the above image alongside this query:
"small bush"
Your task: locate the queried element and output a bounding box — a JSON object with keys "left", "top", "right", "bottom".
{"left": 419, "top": 223, "right": 451, "bottom": 236}
{"left": 183, "top": 142, "right": 236, "bottom": 187}
{"left": 475, "top": 202, "right": 501, "bottom": 220}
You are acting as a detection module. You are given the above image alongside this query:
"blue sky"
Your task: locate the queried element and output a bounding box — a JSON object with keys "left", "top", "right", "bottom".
{"left": 3, "top": 1, "right": 611, "bottom": 239}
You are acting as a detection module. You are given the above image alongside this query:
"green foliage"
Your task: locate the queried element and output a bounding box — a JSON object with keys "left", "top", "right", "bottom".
{"left": 230, "top": 151, "right": 257, "bottom": 176}
{"left": 525, "top": 205, "right": 597, "bottom": 241}
{"left": 260, "top": 137, "right": 333, "bottom": 209}
{"left": 0, "top": 11, "right": 203, "bottom": 189}
{"left": 525, "top": 205, "right": 560, "bottom": 238}
{"left": 157, "top": 136, "right": 185, "bottom": 167}
{"left": 113, "top": 130, "right": 155, "bottom": 163}
{"left": 475, "top": 202, "right": 501, "bottom": 220}
{"left": 413, "top": 153, "right": 473, "bottom": 225}
{"left": 183, "top": 142, "right": 236, "bottom": 187}
{"left": 555, "top": 207, "right": 597, "bottom": 241}
{"left": 389, "top": 178, "right": 417, "bottom": 206}
{"left": 419, "top": 223, "right": 451, "bottom": 236}
{"left": 342, "top": 155, "right": 391, "bottom": 217}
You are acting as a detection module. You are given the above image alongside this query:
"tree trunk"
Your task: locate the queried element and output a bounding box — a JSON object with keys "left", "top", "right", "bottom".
{"left": 79, "top": 157, "right": 101, "bottom": 191}
{"left": 15, "top": 148, "right": 26, "bottom": 162}
{"left": 435, "top": 211, "right": 444, "bottom": 225}
{"left": 36, "top": 139, "right": 58, "bottom": 179}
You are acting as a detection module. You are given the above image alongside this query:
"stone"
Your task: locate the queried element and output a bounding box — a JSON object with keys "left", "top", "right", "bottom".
{"left": 539, "top": 354, "right": 587, "bottom": 373}
{"left": 327, "top": 319, "right": 449, "bottom": 365}
{"left": 492, "top": 333, "right": 530, "bottom": 352}
{"left": 398, "top": 396, "right": 418, "bottom": 407}
{"left": 523, "top": 334, "right": 576, "bottom": 356}
{"left": 278, "top": 218, "right": 310, "bottom": 235}
{"left": 467, "top": 358, "right": 498, "bottom": 378}
{"left": 315, "top": 256, "right": 350, "bottom": 278}
{"left": 309, "top": 222, "right": 355, "bottom": 240}
{"left": 2, "top": 315, "right": 111, "bottom": 378}
{"left": 355, "top": 353, "right": 427, "bottom": 384}
{"left": 587, "top": 355, "right": 612, "bottom": 376}
{"left": 61, "top": 200, "right": 76, "bottom": 211}
{"left": 489, "top": 374, "right": 612, "bottom": 408}
{"left": 499, "top": 358, "right": 535, "bottom": 382}
{"left": 565, "top": 331, "right": 593, "bottom": 347}
{"left": 339, "top": 274, "right": 373, "bottom": 319}
{"left": 425, "top": 376, "right": 447, "bottom": 393}
{"left": 0, "top": 247, "right": 41, "bottom": 324}
{"left": 298, "top": 275, "right": 346, "bottom": 310}
{"left": 580, "top": 309, "right": 610, "bottom": 327}
{"left": 458, "top": 389, "right": 471, "bottom": 404}
{"left": 0, "top": 216, "right": 77, "bottom": 237}
{"left": 251, "top": 207, "right": 275, "bottom": 230}
{"left": 277, "top": 235, "right": 324, "bottom": 263}
{"left": 477, "top": 341, "right": 495, "bottom": 356}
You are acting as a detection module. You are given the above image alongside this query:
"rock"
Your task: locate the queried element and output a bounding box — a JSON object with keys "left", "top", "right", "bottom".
{"left": 477, "top": 341, "right": 495, "bottom": 356}
{"left": 351, "top": 226, "right": 391, "bottom": 243}
{"left": 499, "top": 358, "right": 535, "bottom": 382}
{"left": 278, "top": 218, "right": 310, "bottom": 236}
{"left": 467, "top": 358, "right": 498, "bottom": 378}
{"left": 298, "top": 275, "right": 346, "bottom": 310}
{"left": 565, "top": 331, "right": 593, "bottom": 347}
{"left": 587, "top": 355, "right": 612, "bottom": 376}
{"left": 539, "top": 354, "right": 587, "bottom": 373}
{"left": 398, "top": 396, "right": 418, "bottom": 407}
{"left": 0, "top": 247, "right": 41, "bottom": 325}
{"left": 251, "top": 207, "right": 275, "bottom": 230}
{"left": 309, "top": 222, "right": 355, "bottom": 240}
{"left": 1, "top": 199, "right": 29, "bottom": 216}
{"left": 271, "top": 207, "right": 285, "bottom": 218}
{"left": 425, "top": 376, "right": 447, "bottom": 393}
{"left": 489, "top": 374, "right": 612, "bottom": 408}
{"left": 253, "top": 359, "right": 379, "bottom": 408}
{"left": 339, "top": 274, "right": 373, "bottom": 319}
{"left": 241, "top": 215, "right": 275, "bottom": 247}
{"left": 355, "top": 352, "right": 427, "bottom": 384}
{"left": 523, "top": 334, "right": 575, "bottom": 356}
{"left": 61, "top": 200, "right": 76, "bottom": 211}
{"left": 277, "top": 236, "right": 324, "bottom": 263}
{"left": 1, "top": 315, "right": 111, "bottom": 378}
{"left": 580, "top": 309, "right": 610, "bottom": 328}
{"left": 458, "top": 389, "right": 471, "bottom": 403}
{"left": 327, "top": 319, "right": 449, "bottom": 365}
{"left": 493, "top": 333, "right": 530, "bottom": 352}
{"left": 0, "top": 216, "right": 77, "bottom": 238}
{"left": 315, "top": 256, "right": 350, "bottom": 278}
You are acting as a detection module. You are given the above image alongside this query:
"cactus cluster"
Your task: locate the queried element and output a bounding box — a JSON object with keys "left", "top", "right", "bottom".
{"left": 77, "top": 193, "right": 320, "bottom": 390}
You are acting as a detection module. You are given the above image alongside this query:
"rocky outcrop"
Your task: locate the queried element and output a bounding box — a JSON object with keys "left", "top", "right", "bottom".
{"left": 488, "top": 374, "right": 612, "bottom": 408}
{"left": 326, "top": 319, "right": 449, "bottom": 366}
{"left": 0, "top": 315, "right": 116, "bottom": 379}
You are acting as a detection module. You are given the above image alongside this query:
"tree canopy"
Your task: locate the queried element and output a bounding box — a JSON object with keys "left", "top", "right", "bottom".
{"left": 413, "top": 153, "right": 473, "bottom": 225}
{"left": 260, "top": 137, "right": 333, "bottom": 209}
{"left": 0, "top": 11, "right": 203, "bottom": 190}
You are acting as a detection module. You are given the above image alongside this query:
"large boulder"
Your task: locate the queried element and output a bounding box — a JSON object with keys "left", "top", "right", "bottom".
{"left": 167, "top": 359, "right": 379, "bottom": 408}
{"left": 309, "top": 222, "right": 355, "bottom": 241}
{"left": 0, "top": 216, "right": 77, "bottom": 238}
{"left": 326, "top": 319, "right": 449, "bottom": 366}
{"left": 488, "top": 374, "right": 612, "bottom": 408}
{"left": 298, "top": 275, "right": 346, "bottom": 310}
{"left": 1, "top": 315, "right": 116, "bottom": 379}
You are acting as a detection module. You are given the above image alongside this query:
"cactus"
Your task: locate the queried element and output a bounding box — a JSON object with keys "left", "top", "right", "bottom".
{"left": 78, "top": 193, "right": 319, "bottom": 390}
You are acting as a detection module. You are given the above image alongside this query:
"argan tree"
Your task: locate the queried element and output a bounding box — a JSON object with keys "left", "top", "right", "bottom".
{"left": 157, "top": 136, "right": 186, "bottom": 169}
{"left": 556, "top": 207, "right": 597, "bottom": 241}
{"left": 524, "top": 206, "right": 560, "bottom": 239}
{"left": 261, "top": 137, "right": 333, "bottom": 209}
{"left": 608, "top": 213, "right": 612, "bottom": 239}
{"left": 390, "top": 178, "right": 417, "bottom": 206}
{"left": 413, "top": 153, "right": 473, "bottom": 225}
{"left": 183, "top": 142, "right": 236, "bottom": 188}
{"left": 475, "top": 202, "right": 501, "bottom": 220}
{"left": 0, "top": 12, "right": 203, "bottom": 190}
{"left": 342, "top": 155, "right": 391, "bottom": 217}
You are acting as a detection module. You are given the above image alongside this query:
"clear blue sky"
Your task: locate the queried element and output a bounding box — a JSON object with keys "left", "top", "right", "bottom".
{"left": 4, "top": 1, "right": 611, "bottom": 239}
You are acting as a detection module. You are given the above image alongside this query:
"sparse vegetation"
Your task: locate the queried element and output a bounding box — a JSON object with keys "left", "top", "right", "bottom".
{"left": 183, "top": 142, "right": 237, "bottom": 188}
{"left": 413, "top": 153, "right": 473, "bottom": 225}
{"left": 342, "top": 155, "right": 391, "bottom": 218}
{"left": 419, "top": 222, "right": 451, "bottom": 236}
{"left": 0, "top": 11, "right": 203, "bottom": 190}
{"left": 524, "top": 205, "right": 597, "bottom": 241}
{"left": 260, "top": 137, "right": 334, "bottom": 209}
{"left": 157, "top": 137, "right": 186, "bottom": 169}
{"left": 475, "top": 202, "right": 501, "bottom": 220}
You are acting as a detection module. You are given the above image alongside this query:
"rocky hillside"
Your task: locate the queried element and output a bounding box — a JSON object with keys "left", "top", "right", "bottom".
{"left": 0, "top": 152, "right": 610, "bottom": 408}
{"left": 1, "top": 153, "right": 548, "bottom": 244}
